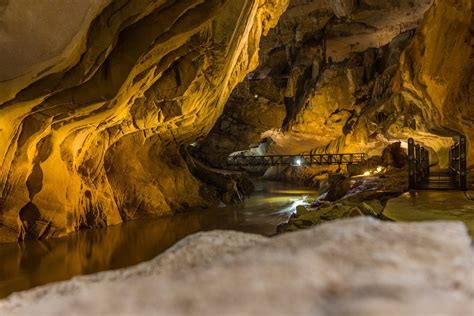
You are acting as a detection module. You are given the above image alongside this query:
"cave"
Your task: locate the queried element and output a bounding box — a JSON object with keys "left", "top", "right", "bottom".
{"left": 0, "top": 0, "right": 473, "bottom": 314}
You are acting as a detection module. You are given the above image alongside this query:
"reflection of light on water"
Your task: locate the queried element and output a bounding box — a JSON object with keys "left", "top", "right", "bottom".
{"left": 218, "top": 180, "right": 318, "bottom": 223}
{"left": 280, "top": 197, "right": 307, "bottom": 216}
{"left": 265, "top": 189, "right": 316, "bottom": 195}
{"left": 0, "top": 180, "right": 319, "bottom": 299}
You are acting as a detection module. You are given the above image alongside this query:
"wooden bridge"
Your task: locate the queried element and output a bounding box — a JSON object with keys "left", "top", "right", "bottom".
{"left": 408, "top": 136, "right": 467, "bottom": 191}
{"left": 225, "top": 153, "right": 366, "bottom": 167}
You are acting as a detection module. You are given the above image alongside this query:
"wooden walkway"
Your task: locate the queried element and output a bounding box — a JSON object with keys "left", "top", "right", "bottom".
{"left": 408, "top": 136, "right": 467, "bottom": 191}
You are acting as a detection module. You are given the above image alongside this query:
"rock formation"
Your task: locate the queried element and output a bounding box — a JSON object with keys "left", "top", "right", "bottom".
{"left": 0, "top": 0, "right": 289, "bottom": 242}
{"left": 198, "top": 0, "right": 473, "bottom": 171}
{"left": 0, "top": 0, "right": 472, "bottom": 242}
{"left": 1, "top": 218, "right": 473, "bottom": 315}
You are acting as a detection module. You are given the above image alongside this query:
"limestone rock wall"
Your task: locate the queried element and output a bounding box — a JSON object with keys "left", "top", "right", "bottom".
{"left": 320, "top": 0, "right": 473, "bottom": 165}
{"left": 196, "top": 79, "right": 286, "bottom": 166}
{"left": 199, "top": 0, "right": 473, "bottom": 171}
{"left": 0, "top": 0, "right": 289, "bottom": 242}
{"left": 388, "top": 0, "right": 474, "bottom": 164}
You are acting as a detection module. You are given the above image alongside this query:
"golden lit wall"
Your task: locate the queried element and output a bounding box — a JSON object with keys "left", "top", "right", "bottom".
{"left": 280, "top": 0, "right": 473, "bottom": 166}
{"left": 0, "top": 0, "right": 289, "bottom": 242}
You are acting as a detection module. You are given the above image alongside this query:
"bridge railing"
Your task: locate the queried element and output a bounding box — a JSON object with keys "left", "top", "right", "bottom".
{"left": 409, "top": 136, "right": 467, "bottom": 191}
{"left": 225, "top": 153, "right": 366, "bottom": 167}
{"left": 450, "top": 135, "right": 467, "bottom": 191}
{"left": 408, "top": 138, "right": 430, "bottom": 189}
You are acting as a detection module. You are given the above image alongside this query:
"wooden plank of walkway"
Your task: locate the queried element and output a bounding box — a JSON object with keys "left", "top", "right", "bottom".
{"left": 417, "top": 171, "right": 457, "bottom": 190}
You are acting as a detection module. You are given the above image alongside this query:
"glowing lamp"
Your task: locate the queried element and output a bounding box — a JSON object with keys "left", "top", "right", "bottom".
{"left": 292, "top": 157, "right": 303, "bottom": 167}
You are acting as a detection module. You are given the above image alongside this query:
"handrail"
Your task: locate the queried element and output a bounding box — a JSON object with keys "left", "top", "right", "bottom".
{"left": 450, "top": 135, "right": 467, "bottom": 190}
{"left": 225, "top": 153, "right": 366, "bottom": 166}
{"left": 408, "top": 138, "right": 431, "bottom": 189}
{"left": 409, "top": 136, "right": 467, "bottom": 191}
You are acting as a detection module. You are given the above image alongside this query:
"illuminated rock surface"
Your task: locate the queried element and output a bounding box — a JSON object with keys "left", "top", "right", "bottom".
{"left": 0, "top": 0, "right": 472, "bottom": 243}
{"left": 0, "top": 0, "right": 289, "bottom": 242}
{"left": 1, "top": 218, "right": 473, "bottom": 315}
{"left": 199, "top": 0, "right": 473, "bottom": 169}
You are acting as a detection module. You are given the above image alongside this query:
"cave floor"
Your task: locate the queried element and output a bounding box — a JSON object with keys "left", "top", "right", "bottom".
{"left": 384, "top": 191, "right": 474, "bottom": 239}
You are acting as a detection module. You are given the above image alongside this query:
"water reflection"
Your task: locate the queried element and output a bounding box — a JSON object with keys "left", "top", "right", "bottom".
{"left": 0, "top": 180, "right": 316, "bottom": 299}
{"left": 384, "top": 191, "right": 474, "bottom": 239}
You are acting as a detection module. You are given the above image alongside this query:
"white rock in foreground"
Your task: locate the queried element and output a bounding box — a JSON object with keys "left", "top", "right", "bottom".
{"left": 1, "top": 218, "right": 474, "bottom": 316}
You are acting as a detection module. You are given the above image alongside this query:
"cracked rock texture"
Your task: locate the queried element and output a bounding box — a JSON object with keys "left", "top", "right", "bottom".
{"left": 0, "top": 0, "right": 289, "bottom": 242}
{"left": 1, "top": 218, "right": 473, "bottom": 315}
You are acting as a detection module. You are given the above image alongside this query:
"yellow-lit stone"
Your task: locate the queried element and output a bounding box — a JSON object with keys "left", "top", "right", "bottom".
{"left": 0, "top": 0, "right": 289, "bottom": 242}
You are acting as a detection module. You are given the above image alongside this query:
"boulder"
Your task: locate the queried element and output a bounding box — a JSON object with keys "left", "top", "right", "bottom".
{"left": 1, "top": 218, "right": 473, "bottom": 316}
{"left": 382, "top": 142, "right": 408, "bottom": 169}
{"left": 295, "top": 205, "right": 309, "bottom": 217}
{"left": 319, "top": 174, "right": 351, "bottom": 202}
{"left": 358, "top": 200, "right": 385, "bottom": 216}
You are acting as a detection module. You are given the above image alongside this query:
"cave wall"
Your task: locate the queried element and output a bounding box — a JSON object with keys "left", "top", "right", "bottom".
{"left": 320, "top": 0, "right": 473, "bottom": 165}
{"left": 388, "top": 0, "right": 474, "bottom": 164}
{"left": 199, "top": 0, "right": 473, "bottom": 170}
{"left": 0, "top": 0, "right": 289, "bottom": 242}
{"left": 196, "top": 78, "right": 286, "bottom": 166}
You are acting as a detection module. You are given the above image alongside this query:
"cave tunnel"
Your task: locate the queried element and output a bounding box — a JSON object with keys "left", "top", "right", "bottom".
{"left": 0, "top": 0, "right": 473, "bottom": 314}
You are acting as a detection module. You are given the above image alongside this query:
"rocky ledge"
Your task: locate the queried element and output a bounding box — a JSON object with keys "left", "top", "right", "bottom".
{"left": 1, "top": 218, "right": 473, "bottom": 315}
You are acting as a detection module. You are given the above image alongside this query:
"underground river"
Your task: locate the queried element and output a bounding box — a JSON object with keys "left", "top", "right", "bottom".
{"left": 0, "top": 180, "right": 317, "bottom": 299}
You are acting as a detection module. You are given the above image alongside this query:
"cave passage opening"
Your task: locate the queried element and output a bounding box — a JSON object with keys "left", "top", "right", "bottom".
{"left": 408, "top": 136, "right": 468, "bottom": 191}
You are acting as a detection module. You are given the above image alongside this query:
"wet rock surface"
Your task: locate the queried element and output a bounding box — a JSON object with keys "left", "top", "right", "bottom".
{"left": 279, "top": 162, "right": 408, "bottom": 232}
{"left": 1, "top": 218, "right": 473, "bottom": 316}
{"left": 0, "top": 0, "right": 289, "bottom": 242}
{"left": 381, "top": 141, "right": 408, "bottom": 169}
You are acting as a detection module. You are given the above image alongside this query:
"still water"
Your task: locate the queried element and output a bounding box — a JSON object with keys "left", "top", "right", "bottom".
{"left": 384, "top": 191, "right": 474, "bottom": 239}
{"left": 0, "top": 181, "right": 316, "bottom": 299}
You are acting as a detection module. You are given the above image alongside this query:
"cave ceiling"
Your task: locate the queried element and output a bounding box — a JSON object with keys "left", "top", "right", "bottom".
{"left": 198, "top": 0, "right": 473, "bottom": 169}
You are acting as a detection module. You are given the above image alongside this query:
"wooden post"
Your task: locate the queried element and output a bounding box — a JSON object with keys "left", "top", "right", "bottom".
{"left": 449, "top": 145, "right": 453, "bottom": 176}
{"left": 408, "top": 138, "right": 416, "bottom": 189}
{"left": 415, "top": 144, "right": 421, "bottom": 186}
{"left": 460, "top": 135, "right": 467, "bottom": 191}
{"left": 426, "top": 148, "right": 430, "bottom": 176}
{"left": 456, "top": 141, "right": 461, "bottom": 187}
{"left": 420, "top": 147, "right": 429, "bottom": 179}
{"left": 420, "top": 147, "right": 425, "bottom": 179}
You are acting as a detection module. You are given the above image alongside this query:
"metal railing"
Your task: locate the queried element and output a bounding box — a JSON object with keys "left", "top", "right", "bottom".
{"left": 408, "top": 138, "right": 430, "bottom": 189}
{"left": 225, "top": 153, "right": 366, "bottom": 167}
{"left": 408, "top": 136, "right": 467, "bottom": 191}
{"left": 450, "top": 135, "right": 467, "bottom": 191}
